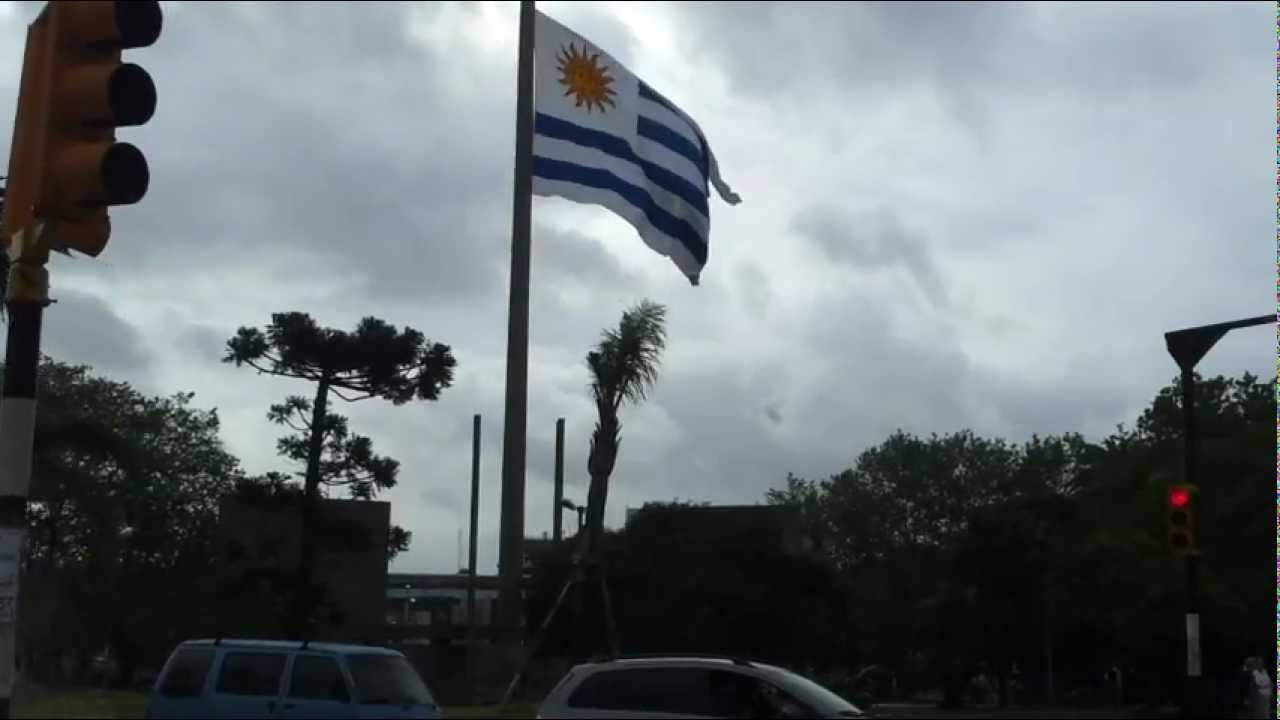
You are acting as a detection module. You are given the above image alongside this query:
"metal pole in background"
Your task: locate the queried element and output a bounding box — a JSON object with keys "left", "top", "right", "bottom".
{"left": 466, "top": 413, "right": 481, "bottom": 701}
{"left": 497, "top": 0, "right": 536, "bottom": 641}
{"left": 553, "top": 418, "right": 564, "bottom": 543}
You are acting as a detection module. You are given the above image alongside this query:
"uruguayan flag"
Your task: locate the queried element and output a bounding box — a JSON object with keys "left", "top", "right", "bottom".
{"left": 532, "top": 10, "right": 740, "bottom": 286}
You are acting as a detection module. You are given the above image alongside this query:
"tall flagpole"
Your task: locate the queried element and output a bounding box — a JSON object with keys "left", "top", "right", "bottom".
{"left": 497, "top": 0, "right": 536, "bottom": 642}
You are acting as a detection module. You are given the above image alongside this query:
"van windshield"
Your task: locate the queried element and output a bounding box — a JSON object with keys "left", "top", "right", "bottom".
{"left": 346, "top": 655, "right": 434, "bottom": 706}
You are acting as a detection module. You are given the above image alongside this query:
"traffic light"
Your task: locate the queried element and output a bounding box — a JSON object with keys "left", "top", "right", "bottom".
{"left": 1167, "top": 484, "right": 1197, "bottom": 555}
{"left": 2, "top": 1, "right": 162, "bottom": 260}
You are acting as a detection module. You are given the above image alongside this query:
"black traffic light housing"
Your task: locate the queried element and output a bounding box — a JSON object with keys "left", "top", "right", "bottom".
{"left": 3, "top": 1, "right": 162, "bottom": 260}
{"left": 1167, "top": 483, "right": 1198, "bottom": 556}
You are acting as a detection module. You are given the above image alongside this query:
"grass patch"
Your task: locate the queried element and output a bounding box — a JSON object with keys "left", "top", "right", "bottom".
{"left": 13, "top": 684, "right": 147, "bottom": 719}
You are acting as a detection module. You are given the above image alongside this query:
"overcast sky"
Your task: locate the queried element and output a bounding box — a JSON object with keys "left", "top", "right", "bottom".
{"left": 0, "top": 1, "right": 1272, "bottom": 574}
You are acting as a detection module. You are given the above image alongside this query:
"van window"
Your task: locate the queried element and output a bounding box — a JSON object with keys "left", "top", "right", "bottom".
{"left": 158, "top": 648, "right": 215, "bottom": 698}
{"left": 289, "top": 655, "right": 350, "bottom": 703}
{"left": 346, "top": 655, "right": 433, "bottom": 705}
{"left": 216, "top": 652, "right": 287, "bottom": 697}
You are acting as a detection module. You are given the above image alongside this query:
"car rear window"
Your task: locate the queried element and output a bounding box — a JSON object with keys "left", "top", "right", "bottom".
{"left": 216, "top": 652, "right": 287, "bottom": 697}
{"left": 289, "top": 654, "right": 350, "bottom": 703}
{"left": 567, "top": 667, "right": 714, "bottom": 714}
{"left": 157, "top": 647, "right": 215, "bottom": 698}
{"left": 346, "top": 654, "right": 434, "bottom": 705}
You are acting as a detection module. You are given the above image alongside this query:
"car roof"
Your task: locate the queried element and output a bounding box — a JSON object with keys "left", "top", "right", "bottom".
{"left": 181, "top": 639, "right": 401, "bottom": 656}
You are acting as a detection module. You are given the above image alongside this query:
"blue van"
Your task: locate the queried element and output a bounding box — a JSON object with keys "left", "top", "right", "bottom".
{"left": 145, "top": 639, "right": 442, "bottom": 719}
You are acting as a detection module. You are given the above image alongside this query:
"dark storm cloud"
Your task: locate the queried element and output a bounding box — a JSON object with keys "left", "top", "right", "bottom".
{"left": 1, "top": 1, "right": 1268, "bottom": 574}
{"left": 794, "top": 205, "right": 949, "bottom": 310}
{"left": 13, "top": 0, "right": 519, "bottom": 304}
{"left": 42, "top": 290, "right": 150, "bottom": 376}
{"left": 676, "top": 1, "right": 1259, "bottom": 99}
{"left": 672, "top": 1, "right": 1266, "bottom": 142}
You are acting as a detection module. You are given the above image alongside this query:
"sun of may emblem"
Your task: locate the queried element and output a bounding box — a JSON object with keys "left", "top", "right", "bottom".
{"left": 557, "top": 41, "right": 617, "bottom": 113}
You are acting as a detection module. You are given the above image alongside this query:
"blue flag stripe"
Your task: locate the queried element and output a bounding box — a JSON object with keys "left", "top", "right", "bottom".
{"left": 532, "top": 155, "right": 709, "bottom": 266}
{"left": 534, "top": 113, "right": 709, "bottom": 219}
{"left": 637, "top": 116, "right": 708, "bottom": 187}
{"left": 638, "top": 81, "right": 714, "bottom": 191}
{"left": 638, "top": 81, "right": 683, "bottom": 122}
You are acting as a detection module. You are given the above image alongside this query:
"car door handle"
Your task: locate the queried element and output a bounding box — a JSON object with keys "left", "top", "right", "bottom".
{"left": 281, "top": 702, "right": 296, "bottom": 710}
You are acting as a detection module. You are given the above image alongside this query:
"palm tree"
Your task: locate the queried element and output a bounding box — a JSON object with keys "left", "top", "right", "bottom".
{"left": 501, "top": 300, "right": 668, "bottom": 696}
{"left": 583, "top": 299, "right": 668, "bottom": 553}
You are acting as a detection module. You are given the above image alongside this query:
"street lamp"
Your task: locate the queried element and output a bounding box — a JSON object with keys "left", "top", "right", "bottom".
{"left": 1162, "top": 313, "right": 1271, "bottom": 718}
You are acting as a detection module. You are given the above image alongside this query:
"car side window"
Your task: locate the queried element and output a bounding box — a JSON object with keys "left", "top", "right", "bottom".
{"left": 157, "top": 648, "right": 215, "bottom": 698}
{"left": 757, "top": 679, "right": 817, "bottom": 719}
{"left": 288, "top": 654, "right": 350, "bottom": 703}
{"left": 215, "top": 652, "right": 287, "bottom": 697}
{"left": 708, "top": 670, "right": 819, "bottom": 719}
{"left": 568, "top": 667, "right": 715, "bottom": 714}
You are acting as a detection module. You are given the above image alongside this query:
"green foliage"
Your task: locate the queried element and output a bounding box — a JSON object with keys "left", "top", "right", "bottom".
{"left": 224, "top": 312, "right": 457, "bottom": 633}
{"left": 568, "top": 299, "right": 669, "bottom": 657}
{"left": 18, "top": 359, "right": 244, "bottom": 685}
{"left": 616, "top": 502, "right": 848, "bottom": 668}
{"left": 224, "top": 312, "right": 456, "bottom": 405}
{"left": 772, "top": 373, "right": 1273, "bottom": 709}
{"left": 269, "top": 397, "right": 399, "bottom": 499}
{"left": 584, "top": 299, "right": 668, "bottom": 541}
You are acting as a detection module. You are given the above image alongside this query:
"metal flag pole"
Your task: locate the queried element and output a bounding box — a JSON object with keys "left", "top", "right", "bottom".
{"left": 497, "top": 0, "right": 536, "bottom": 642}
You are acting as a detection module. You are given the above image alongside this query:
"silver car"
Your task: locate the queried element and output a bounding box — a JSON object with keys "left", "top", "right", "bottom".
{"left": 535, "top": 655, "right": 867, "bottom": 719}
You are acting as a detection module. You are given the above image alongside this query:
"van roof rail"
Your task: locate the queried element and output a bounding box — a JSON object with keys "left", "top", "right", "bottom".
{"left": 610, "top": 653, "right": 755, "bottom": 667}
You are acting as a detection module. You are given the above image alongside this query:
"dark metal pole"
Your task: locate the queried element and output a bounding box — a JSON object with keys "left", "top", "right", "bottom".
{"left": 1180, "top": 369, "right": 1203, "bottom": 717}
{"left": 497, "top": 0, "right": 536, "bottom": 640}
{"left": 466, "top": 414, "right": 481, "bottom": 701}
{"left": 553, "top": 418, "right": 564, "bottom": 543}
{"left": 1162, "top": 313, "right": 1271, "bottom": 719}
{"left": 0, "top": 260, "right": 47, "bottom": 720}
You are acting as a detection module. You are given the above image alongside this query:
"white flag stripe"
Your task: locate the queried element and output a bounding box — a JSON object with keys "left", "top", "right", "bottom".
{"left": 531, "top": 8, "right": 737, "bottom": 283}
{"left": 532, "top": 176, "right": 704, "bottom": 279}
{"left": 533, "top": 134, "right": 710, "bottom": 238}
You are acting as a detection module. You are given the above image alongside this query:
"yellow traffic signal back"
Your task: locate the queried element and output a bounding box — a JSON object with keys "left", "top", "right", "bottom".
{"left": 2, "top": 1, "right": 162, "bottom": 260}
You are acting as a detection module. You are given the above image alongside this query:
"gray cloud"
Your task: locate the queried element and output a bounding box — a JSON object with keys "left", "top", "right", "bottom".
{"left": 43, "top": 290, "right": 149, "bottom": 377}
{"left": 795, "top": 205, "right": 949, "bottom": 310}
{"left": 1, "top": 1, "right": 1270, "bottom": 575}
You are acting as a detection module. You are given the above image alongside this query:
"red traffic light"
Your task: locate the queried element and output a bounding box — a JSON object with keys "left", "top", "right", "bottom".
{"left": 1169, "top": 487, "right": 1191, "bottom": 509}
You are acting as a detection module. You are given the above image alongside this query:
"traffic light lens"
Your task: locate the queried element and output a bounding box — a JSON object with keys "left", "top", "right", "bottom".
{"left": 100, "top": 143, "right": 149, "bottom": 205}
{"left": 108, "top": 64, "right": 156, "bottom": 127}
{"left": 1171, "top": 533, "right": 1189, "bottom": 548}
{"left": 1170, "top": 510, "right": 1188, "bottom": 527}
{"left": 1169, "top": 488, "right": 1191, "bottom": 508}
{"left": 114, "top": 1, "right": 163, "bottom": 49}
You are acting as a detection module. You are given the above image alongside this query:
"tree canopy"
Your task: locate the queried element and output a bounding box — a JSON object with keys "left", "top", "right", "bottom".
{"left": 19, "top": 359, "right": 245, "bottom": 685}
{"left": 224, "top": 312, "right": 456, "bottom": 637}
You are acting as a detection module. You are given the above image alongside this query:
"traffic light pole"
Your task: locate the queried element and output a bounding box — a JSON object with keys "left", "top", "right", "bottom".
{"left": 1178, "top": 367, "right": 1203, "bottom": 715}
{"left": 0, "top": 246, "right": 48, "bottom": 720}
{"left": 1163, "top": 314, "right": 1271, "bottom": 718}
